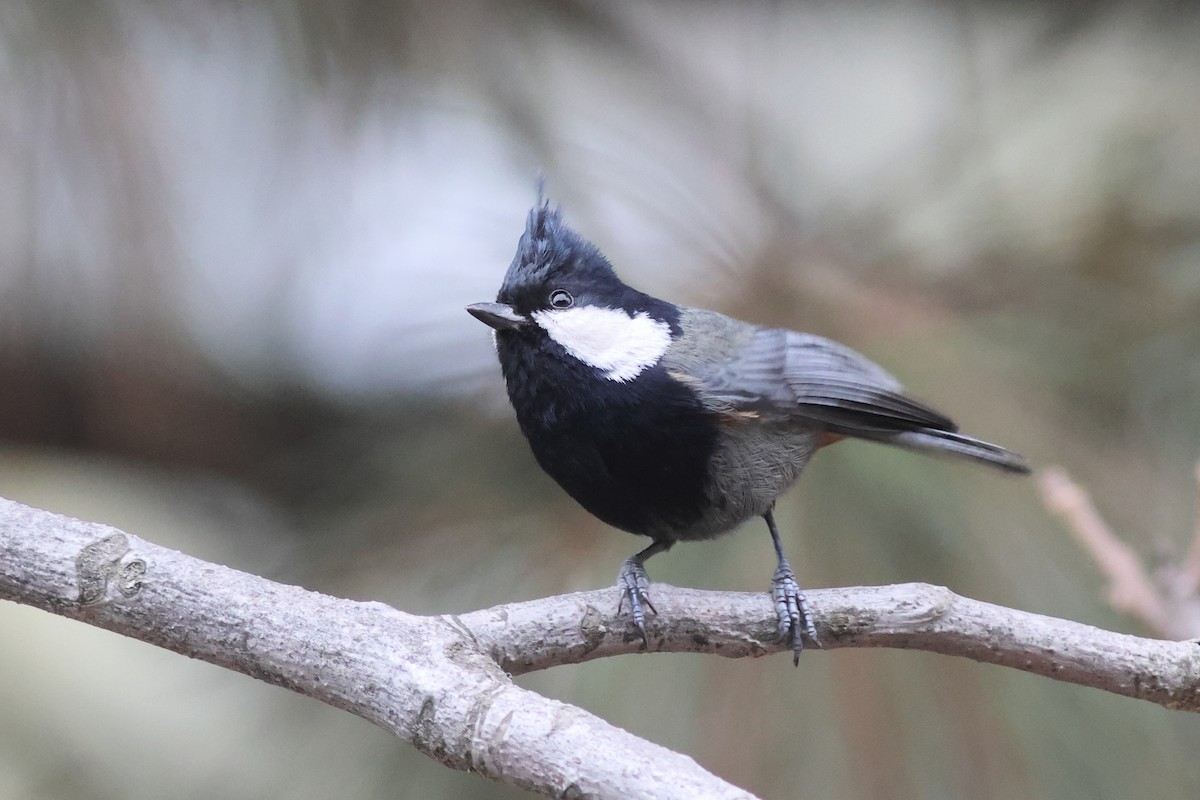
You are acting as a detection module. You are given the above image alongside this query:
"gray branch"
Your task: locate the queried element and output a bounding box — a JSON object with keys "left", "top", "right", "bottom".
{"left": 2, "top": 497, "right": 1198, "bottom": 800}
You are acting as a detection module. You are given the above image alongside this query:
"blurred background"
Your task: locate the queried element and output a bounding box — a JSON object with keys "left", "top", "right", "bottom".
{"left": 2, "top": 2, "right": 1199, "bottom": 798}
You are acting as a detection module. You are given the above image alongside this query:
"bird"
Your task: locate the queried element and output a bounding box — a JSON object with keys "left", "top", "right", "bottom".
{"left": 467, "top": 197, "right": 1030, "bottom": 664}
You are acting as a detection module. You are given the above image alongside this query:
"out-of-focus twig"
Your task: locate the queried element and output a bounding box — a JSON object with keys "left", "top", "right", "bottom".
{"left": 1177, "top": 463, "right": 1200, "bottom": 598}
{"left": 1039, "top": 464, "right": 1200, "bottom": 640}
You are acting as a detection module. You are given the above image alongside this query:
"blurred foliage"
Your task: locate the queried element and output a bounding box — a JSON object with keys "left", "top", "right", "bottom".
{"left": 2, "top": 2, "right": 1200, "bottom": 799}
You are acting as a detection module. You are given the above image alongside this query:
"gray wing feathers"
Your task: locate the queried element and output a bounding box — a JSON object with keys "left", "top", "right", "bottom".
{"left": 666, "top": 311, "right": 954, "bottom": 431}
{"left": 776, "top": 329, "right": 956, "bottom": 432}
{"left": 664, "top": 309, "right": 1028, "bottom": 474}
{"left": 662, "top": 311, "right": 787, "bottom": 410}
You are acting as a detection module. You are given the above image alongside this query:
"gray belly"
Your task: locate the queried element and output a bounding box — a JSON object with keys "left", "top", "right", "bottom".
{"left": 676, "top": 424, "right": 818, "bottom": 540}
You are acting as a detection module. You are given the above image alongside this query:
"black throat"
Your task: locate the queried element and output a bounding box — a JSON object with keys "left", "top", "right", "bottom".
{"left": 496, "top": 327, "right": 717, "bottom": 539}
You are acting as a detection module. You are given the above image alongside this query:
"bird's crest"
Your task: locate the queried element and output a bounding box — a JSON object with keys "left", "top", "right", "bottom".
{"left": 500, "top": 188, "right": 617, "bottom": 299}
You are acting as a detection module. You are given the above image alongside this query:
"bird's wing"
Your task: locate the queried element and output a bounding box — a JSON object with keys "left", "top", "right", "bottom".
{"left": 777, "top": 329, "right": 956, "bottom": 432}
{"left": 665, "top": 310, "right": 956, "bottom": 434}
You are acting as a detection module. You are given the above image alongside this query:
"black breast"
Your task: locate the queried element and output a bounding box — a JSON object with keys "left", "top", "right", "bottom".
{"left": 497, "top": 331, "right": 717, "bottom": 539}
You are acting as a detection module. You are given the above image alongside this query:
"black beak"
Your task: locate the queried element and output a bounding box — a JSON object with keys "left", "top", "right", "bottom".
{"left": 466, "top": 302, "right": 527, "bottom": 331}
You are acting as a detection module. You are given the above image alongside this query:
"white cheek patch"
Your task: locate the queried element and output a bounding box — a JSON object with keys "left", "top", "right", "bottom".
{"left": 532, "top": 306, "right": 672, "bottom": 382}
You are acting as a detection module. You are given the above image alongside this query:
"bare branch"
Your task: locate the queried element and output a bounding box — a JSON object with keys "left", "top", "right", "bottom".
{"left": 464, "top": 583, "right": 1200, "bottom": 711}
{"left": 3, "top": 495, "right": 1200, "bottom": 800}
{"left": 0, "top": 497, "right": 753, "bottom": 800}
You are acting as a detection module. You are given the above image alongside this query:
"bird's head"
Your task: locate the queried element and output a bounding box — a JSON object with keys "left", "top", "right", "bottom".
{"left": 468, "top": 200, "right": 678, "bottom": 383}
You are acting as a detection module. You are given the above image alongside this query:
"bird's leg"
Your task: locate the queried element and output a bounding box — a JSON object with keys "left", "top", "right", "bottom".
{"left": 617, "top": 539, "right": 672, "bottom": 648}
{"left": 764, "top": 507, "right": 820, "bottom": 665}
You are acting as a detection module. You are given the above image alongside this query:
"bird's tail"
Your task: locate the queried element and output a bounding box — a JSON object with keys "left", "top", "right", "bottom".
{"left": 863, "top": 428, "right": 1030, "bottom": 475}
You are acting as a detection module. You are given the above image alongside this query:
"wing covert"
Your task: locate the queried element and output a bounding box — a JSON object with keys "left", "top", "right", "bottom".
{"left": 663, "top": 310, "right": 956, "bottom": 434}
{"left": 781, "top": 330, "right": 956, "bottom": 432}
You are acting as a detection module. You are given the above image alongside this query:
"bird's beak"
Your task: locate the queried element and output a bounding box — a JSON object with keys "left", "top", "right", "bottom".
{"left": 466, "top": 302, "right": 528, "bottom": 331}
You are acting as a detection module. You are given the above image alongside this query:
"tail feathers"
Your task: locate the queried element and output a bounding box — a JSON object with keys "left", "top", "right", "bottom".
{"left": 867, "top": 428, "right": 1031, "bottom": 475}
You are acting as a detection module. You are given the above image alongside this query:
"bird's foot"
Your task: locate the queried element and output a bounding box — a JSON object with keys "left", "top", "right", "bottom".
{"left": 771, "top": 562, "right": 820, "bottom": 665}
{"left": 617, "top": 557, "right": 657, "bottom": 648}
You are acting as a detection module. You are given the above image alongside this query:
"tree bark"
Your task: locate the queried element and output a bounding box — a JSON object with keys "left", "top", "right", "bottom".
{"left": 2, "top": 496, "right": 1198, "bottom": 800}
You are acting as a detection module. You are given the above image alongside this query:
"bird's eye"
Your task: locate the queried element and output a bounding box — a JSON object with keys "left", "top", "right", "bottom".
{"left": 549, "top": 289, "right": 573, "bottom": 309}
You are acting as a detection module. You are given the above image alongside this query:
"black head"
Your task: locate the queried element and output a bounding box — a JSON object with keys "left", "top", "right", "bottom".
{"left": 467, "top": 200, "right": 682, "bottom": 382}
{"left": 496, "top": 200, "right": 645, "bottom": 318}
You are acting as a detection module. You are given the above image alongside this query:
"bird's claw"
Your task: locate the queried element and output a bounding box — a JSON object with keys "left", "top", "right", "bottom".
{"left": 617, "top": 557, "right": 657, "bottom": 647}
{"left": 771, "top": 563, "right": 820, "bottom": 665}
